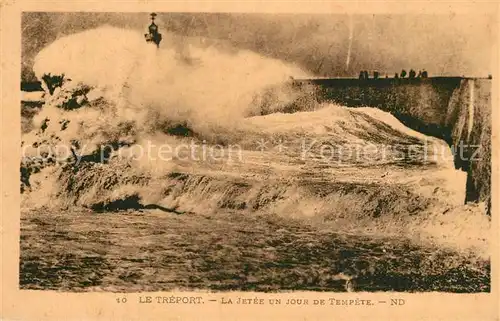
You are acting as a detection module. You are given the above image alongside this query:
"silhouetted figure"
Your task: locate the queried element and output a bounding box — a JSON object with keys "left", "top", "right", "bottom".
{"left": 421, "top": 70, "right": 428, "bottom": 78}
{"left": 359, "top": 71, "right": 365, "bottom": 80}
{"left": 417, "top": 70, "right": 422, "bottom": 78}
{"left": 373, "top": 71, "right": 379, "bottom": 79}
{"left": 400, "top": 69, "right": 407, "bottom": 78}
{"left": 409, "top": 69, "right": 416, "bottom": 79}
{"left": 364, "top": 70, "right": 369, "bottom": 79}
{"left": 385, "top": 74, "right": 388, "bottom": 79}
{"left": 394, "top": 72, "right": 399, "bottom": 79}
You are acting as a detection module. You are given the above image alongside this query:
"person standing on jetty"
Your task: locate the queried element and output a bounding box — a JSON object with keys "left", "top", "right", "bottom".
{"left": 359, "top": 70, "right": 370, "bottom": 80}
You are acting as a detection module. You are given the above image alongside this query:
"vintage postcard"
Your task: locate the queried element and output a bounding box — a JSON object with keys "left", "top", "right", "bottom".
{"left": 1, "top": 1, "right": 499, "bottom": 320}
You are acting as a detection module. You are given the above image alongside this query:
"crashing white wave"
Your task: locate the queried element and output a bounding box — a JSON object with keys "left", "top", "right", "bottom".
{"left": 33, "top": 26, "right": 311, "bottom": 133}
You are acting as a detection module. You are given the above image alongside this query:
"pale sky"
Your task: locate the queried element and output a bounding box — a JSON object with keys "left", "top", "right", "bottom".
{"left": 22, "top": 12, "right": 496, "bottom": 81}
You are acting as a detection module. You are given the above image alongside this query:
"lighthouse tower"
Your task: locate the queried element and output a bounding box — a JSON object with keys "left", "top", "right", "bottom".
{"left": 144, "top": 13, "right": 162, "bottom": 48}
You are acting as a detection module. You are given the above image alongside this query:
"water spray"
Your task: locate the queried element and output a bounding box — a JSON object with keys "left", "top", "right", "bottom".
{"left": 346, "top": 15, "right": 354, "bottom": 72}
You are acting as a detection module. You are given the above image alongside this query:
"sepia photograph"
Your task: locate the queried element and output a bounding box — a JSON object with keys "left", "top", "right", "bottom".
{"left": 17, "top": 10, "right": 494, "bottom": 297}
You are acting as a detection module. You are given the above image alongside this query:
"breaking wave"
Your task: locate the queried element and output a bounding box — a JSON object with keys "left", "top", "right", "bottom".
{"left": 21, "top": 26, "right": 489, "bottom": 256}
{"left": 33, "top": 26, "right": 313, "bottom": 138}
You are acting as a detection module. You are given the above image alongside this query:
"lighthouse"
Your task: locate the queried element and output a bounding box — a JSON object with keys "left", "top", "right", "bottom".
{"left": 144, "top": 13, "right": 162, "bottom": 48}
